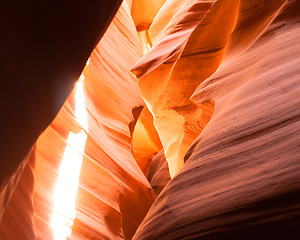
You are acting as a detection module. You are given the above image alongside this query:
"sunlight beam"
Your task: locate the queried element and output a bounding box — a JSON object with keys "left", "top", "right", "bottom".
{"left": 51, "top": 75, "right": 88, "bottom": 240}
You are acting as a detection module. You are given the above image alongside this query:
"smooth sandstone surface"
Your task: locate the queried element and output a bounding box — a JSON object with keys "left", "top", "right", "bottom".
{"left": 0, "top": 0, "right": 299, "bottom": 239}
{"left": 33, "top": 2, "right": 155, "bottom": 239}
{"left": 132, "top": 0, "right": 300, "bottom": 239}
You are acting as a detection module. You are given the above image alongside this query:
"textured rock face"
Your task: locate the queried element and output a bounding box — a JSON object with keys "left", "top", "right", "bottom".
{"left": 33, "top": 2, "right": 155, "bottom": 239}
{"left": 132, "top": 0, "right": 300, "bottom": 239}
{"left": 0, "top": 0, "right": 300, "bottom": 239}
{"left": 0, "top": 0, "right": 123, "bottom": 220}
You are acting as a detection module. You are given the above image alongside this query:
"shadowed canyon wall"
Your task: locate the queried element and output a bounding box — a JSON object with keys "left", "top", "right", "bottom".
{"left": 0, "top": 0, "right": 300, "bottom": 239}
{"left": 0, "top": 0, "right": 123, "bottom": 219}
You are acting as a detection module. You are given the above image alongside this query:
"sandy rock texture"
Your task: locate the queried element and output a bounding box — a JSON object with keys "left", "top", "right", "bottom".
{"left": 0, "top": 0, "right": 122, "bottom": 220}
{"left": 132, "top": 0, "right": 300, "bottom": 239}
{"left": 33, "top": 2, "right": 155, "bottom": 239}
{"left": 0, "top": 0, "right": 299, "bottom": 239}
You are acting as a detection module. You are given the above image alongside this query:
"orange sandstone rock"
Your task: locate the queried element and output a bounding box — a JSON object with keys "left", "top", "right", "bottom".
{"left": 1, "top": 1, "right": 300, "bottom": 239}
{"left": 133, "top": 1, "right": 300, "bottom": 239}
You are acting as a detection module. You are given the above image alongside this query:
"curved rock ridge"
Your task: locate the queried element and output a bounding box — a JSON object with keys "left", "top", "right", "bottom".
{"left": 33, "top": 2, "right": 155, "bottom": 240}
{"left": 131, "top": 0, "right": 289, "bottom": 177}
{"left": 0, "top": 148, "right": 36, "bottom": 240}
{"left": 132, "top": 0, "right": 300, "bottom": 239}
{"left": 147, "top": 150, "right": 171, "bottom": 197}
{"left": 0, "top": 0, "right": 299, "bottom": 239}
{"left": 132, "top": 106, "right": 163, "bottom": 178}
{"left": 0, "top": 0, "right": 122, "bottom": 220}
{"left": 132, "top": 0, "right": 238, "bottom": 176}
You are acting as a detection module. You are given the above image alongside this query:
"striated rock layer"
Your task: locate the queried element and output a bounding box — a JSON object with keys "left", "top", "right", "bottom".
{"left": 0, "top": 0, "right": 299, "bottom": 239}
{"left": 33, "top": 2, "right": 155, "bottom": 239}
{"left": 132, "top": 0, "right": 300, "bottom": 239}
{"left": 0, "top": 0, "right": 123, "bottom": 221}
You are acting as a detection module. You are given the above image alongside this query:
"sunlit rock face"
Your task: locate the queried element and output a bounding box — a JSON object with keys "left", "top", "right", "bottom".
{"left": 132, "top": 0, "right": 300, "bottom": 239}
{"left": 0, "top": 0, "right": 300, "bottom": 240}
{"left": 0, "top": 0, "right": 122, "bottom": 220}
{"left": 33, "top": 2, "right": 155, "bottom": 239}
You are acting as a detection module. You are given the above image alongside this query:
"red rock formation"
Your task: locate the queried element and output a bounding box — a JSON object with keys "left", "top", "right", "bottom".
{"left": 0, "top": 148, "right": 36, "bottom": 239}
{"left": 132, "top": 0, "right": 300, "bottom": 239}
{"left": 0, "top": 0, "right": 299, "bottom": 239}
{"left": 0, "top": 0, "right": 122, "bottom": 220}
{"left": 147, "top": 150, "right": 171, "bottom": 197}
{"left": 33, "top": 2, "right": 155, "bottom": 239}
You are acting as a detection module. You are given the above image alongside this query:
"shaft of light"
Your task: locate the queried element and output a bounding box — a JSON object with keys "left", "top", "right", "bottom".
{"left": 51, "top": 76, "right": 88, "bottom": 240}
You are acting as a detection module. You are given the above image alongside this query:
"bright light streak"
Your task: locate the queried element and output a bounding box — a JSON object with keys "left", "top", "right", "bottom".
{"left": 51, "top": 75, "right": 88, "bottom": 240}
{"left": 146, "top": 43, "right": 151, "bottom": 51}
{"left": 75, "top": 75, "right": 88, "bottom": 131}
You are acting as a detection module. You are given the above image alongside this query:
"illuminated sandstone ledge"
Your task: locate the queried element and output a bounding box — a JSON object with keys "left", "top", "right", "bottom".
{"left": 0, "top": 0, "right": 300, "bottom": 240}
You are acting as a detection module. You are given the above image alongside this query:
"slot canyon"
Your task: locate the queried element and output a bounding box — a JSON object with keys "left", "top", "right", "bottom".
{"left": 0, "top": 0, "right": 300, "bottom": 239}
